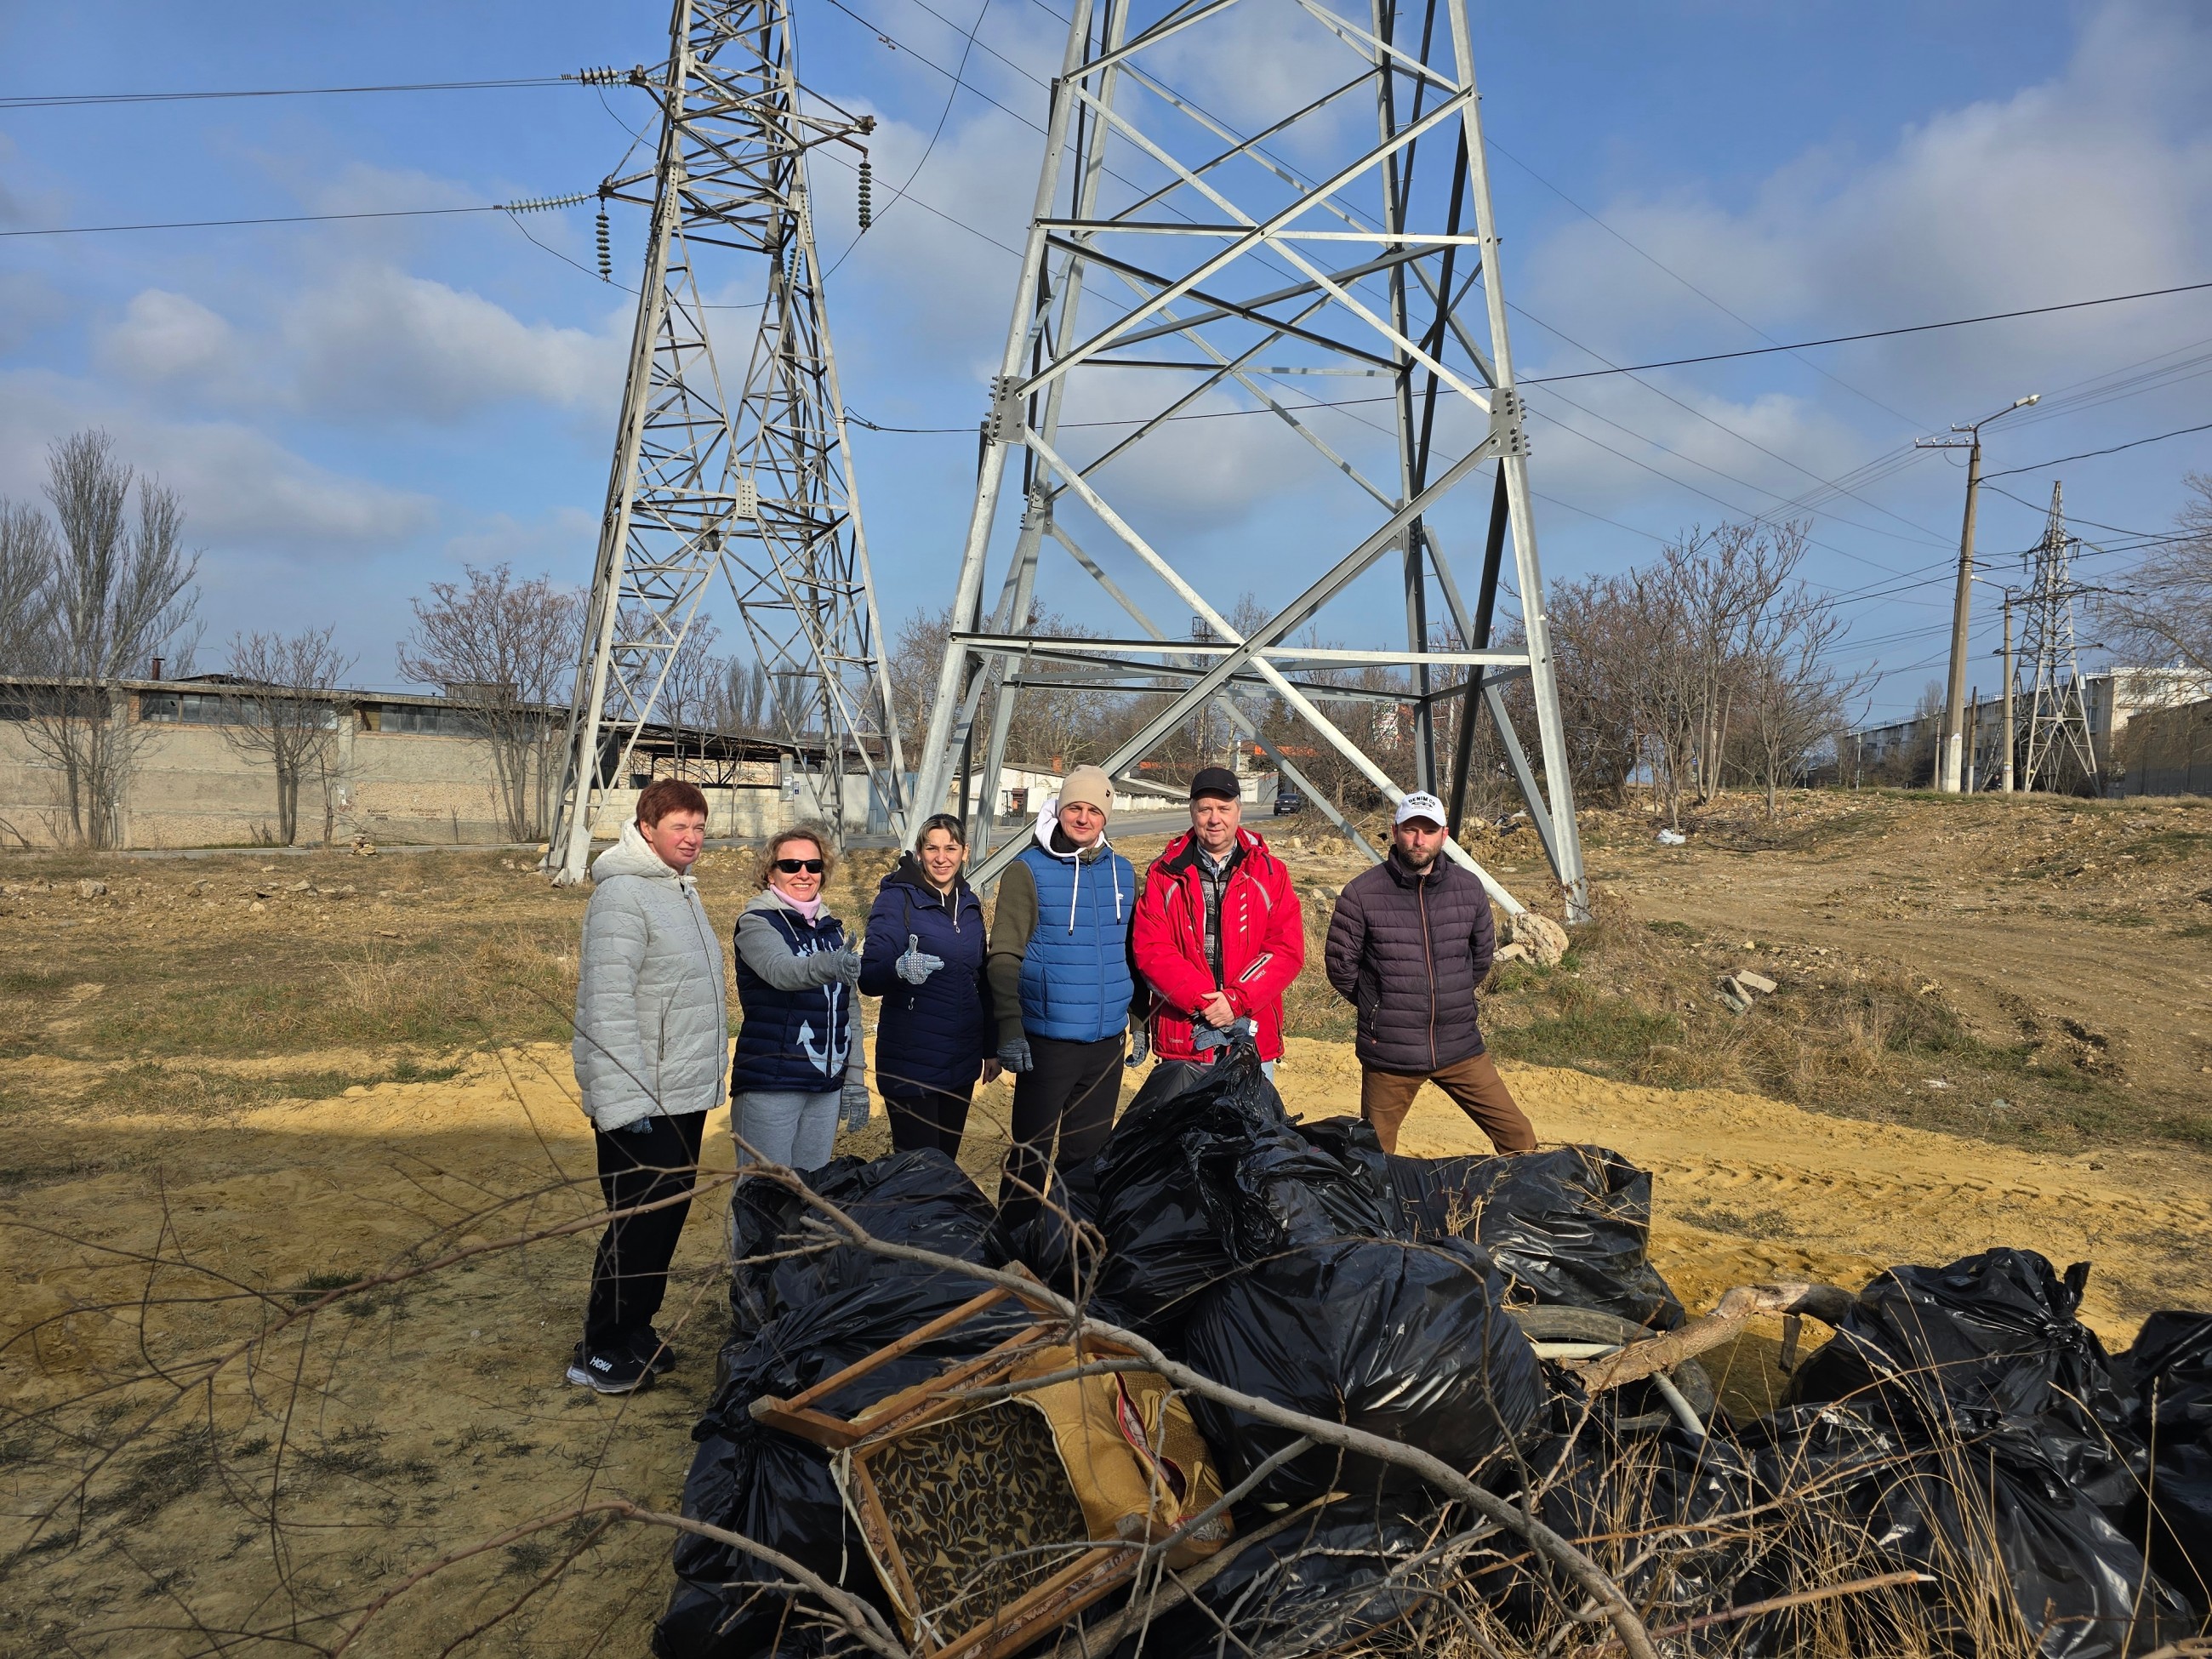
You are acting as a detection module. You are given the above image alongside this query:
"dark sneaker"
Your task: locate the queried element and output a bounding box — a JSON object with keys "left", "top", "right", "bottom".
{"left": 628, "top": 1328, "right": 676, "bottom": 1377}
{"left": 565, "top": 1342, "right": 653, "bottom": 1394}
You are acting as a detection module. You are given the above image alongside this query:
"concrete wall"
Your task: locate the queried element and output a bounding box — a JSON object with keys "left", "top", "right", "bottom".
{"left": 0, "top": 710, "right": 521, "bottom": 848}
{"left": 2110, "top": 697, "right": 2212, "bottom": 797}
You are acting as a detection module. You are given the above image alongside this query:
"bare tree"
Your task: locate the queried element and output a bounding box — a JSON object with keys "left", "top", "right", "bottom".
{"left": 2100, "top": 470, "right": 2212, "bottom": 677}
{"left": 219, "top": 626, "right": 356, "bottom": 845}
{"left": 655, "top": 621, "right": 722, "bottom": 778}
{"left": 14, "top": 432, "right": 200, "bottom": 847}
{"left": 1742, "top": 586, "right": 1861, "bottom": 818}
{"left": 0, "top": 499, "right": 56, "bottom": 676}
{"left": 708, "top": 654, "right": 770, "bottom": 736}
{"left": 397, "top": 564, "right": 581, "bottom": 841}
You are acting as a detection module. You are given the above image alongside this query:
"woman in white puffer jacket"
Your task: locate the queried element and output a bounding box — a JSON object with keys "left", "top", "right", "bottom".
{"left": 567, "top": 780, "right": 728, "bottom": 1394}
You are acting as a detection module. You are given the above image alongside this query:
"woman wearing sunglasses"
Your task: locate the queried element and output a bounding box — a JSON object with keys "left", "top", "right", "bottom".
{"left": 857, "top": 812, "right": 1001, "bottom": 1158}
{"left": 729, "top": 824, "right": 866, "bottom": 1171}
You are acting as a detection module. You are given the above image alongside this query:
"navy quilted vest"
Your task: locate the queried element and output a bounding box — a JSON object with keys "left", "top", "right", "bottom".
{"left": 732, "top": 907, "right": 852, "bottom": 1092}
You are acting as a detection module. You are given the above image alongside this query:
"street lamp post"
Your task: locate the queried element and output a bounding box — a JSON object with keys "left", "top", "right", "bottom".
{"left": 1918, "top": 394, "right": 2038, "bottom": 794}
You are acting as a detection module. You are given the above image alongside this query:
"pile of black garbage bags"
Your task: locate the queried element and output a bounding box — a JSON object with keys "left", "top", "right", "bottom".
{"left": 658, "top": 1050, "right": 2210, "bottom": 1659}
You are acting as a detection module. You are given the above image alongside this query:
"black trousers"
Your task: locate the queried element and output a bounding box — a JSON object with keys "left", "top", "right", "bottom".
{"left": 886, "top": 1084, "right": 974, "bottom": 1159}
{"left": 998, "top": 1033, "right": 1123, "bottom": 1231}
{"left": 584, "top": 1110, "right": 705, "bottom": 1350}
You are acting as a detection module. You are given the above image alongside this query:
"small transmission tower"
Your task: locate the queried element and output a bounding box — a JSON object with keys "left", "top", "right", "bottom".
{"left": 909, "top": 0, "right": 1588, "bottom": 919}
{"left": 2016, "top": 481, "right": 2099, "bottom": 792}
{"left": 547, "top": 0, "right": 904, "bottom": 882}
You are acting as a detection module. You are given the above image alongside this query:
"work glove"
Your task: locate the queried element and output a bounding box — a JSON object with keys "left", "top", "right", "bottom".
{"left": 1192, "top": 1017, "right": 1256, "bottom": 1054}
{"left": 834, "top": 949, "right": 864, "bottom": 989}
{"left": 1125, "top": 1026, "right": 1149, "bottom": 1068}
{"left": 997, "top": 1035, "right": 1035, "bottom": 1074}
{"left": 895, "top": 933, "right": 944, "bottom": 985}
{"left": 839, "top": 1073, "right": 870, "bottom": 1132}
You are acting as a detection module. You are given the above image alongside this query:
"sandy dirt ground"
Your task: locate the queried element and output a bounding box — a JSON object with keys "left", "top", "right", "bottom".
{"left": 7, "top": 1030, "right": 2206, "bottom": 1656}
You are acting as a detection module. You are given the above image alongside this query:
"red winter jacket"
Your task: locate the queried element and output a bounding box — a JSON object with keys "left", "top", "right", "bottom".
{"left": 1132, "top": 827, "right": 1305, "bottom": 1063}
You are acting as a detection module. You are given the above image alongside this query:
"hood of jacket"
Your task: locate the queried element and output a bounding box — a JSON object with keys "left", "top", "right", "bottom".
{"left": 590, "top": 819, "right": 696, "bottom": 890}
{"left": 1033, "top": 790, "right": 1115, "bottom": 866}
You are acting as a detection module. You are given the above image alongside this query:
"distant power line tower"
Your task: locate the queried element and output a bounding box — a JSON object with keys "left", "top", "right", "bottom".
{"left": 908, "top": 0, "right": 1588, "bottom": 920}
{"left": 2015, "top": 481, "right": 2099, "bottom": 793}
{"left": 547, "top": 0, "right": 904, "bottom": 883}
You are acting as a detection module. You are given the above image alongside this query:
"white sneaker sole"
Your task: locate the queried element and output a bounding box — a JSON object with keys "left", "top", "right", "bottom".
{"left": 565, "top": 1361, "right": 649, "bottom": 1394}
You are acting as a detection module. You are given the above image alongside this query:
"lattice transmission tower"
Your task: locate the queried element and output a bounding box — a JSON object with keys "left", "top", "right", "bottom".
{"left": 2015, "top": 481, "right": 2099, "bottom": 792}
{"left": 547, "top": 0, "right": 904, "bottom": 882}
{"left": 909, "top": 0, "right": 1588, "bottom": 920}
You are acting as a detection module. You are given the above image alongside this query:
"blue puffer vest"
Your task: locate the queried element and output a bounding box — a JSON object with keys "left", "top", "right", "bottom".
{"left": 1017, "top": 839, "right": 1136, "bottom": 1044}
{"left": 732, "top": 904, "right": 853, "bottom": 1092}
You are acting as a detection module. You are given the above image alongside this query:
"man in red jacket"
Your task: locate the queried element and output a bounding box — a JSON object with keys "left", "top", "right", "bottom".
{"left": 1132, "top": 767, "right": 1305, "bottom": 1075}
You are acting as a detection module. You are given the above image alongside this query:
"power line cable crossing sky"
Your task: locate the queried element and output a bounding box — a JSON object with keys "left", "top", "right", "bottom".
{"left": 0, "top": 0, "right": 2206, "bottom": 726}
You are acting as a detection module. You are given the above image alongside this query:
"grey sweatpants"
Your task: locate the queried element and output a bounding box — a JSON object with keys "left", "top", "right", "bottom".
{"left": 733, "top": 1088, "right": 841, "bottom": 1172}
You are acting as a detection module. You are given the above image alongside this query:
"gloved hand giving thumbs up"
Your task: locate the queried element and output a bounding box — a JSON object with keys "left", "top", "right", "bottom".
{"left": 895, "top": 932, "right": 945, "bottom": 985}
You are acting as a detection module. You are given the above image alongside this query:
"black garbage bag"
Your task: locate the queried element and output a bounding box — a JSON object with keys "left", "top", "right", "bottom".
{"left": 1777, "top": 1252, "right": 2203, "bottom": 1658}
{"left": 1182, "top": 1234, "right": 1544, "bottom": 1506}
{"left": 1742, "top": 1401, "right": 2199, "bottom": 1659}
{"left": 1102, "top": 1498, "right": 1441, "bottom": 1659}
{"left": 658, "top": 1268, "right": 1035, "bottom": 1658}
{"left": 727, "top": 1149, "right": 996, "bottom": 1338}
{"left": 2115, "top": 1310, "right": 2212, "bottom": 1605}
{"left": 1785, "top": 1249, "right": 2140, "bottom": 1508}
{"left": 1091, "top": 1049, "right": 1399, "bottom": 1334}
{"left": 986, "top": 1154, "right": 1103, "bottom": 1300}
{"left": 1480, "top": 1424, "right": 1763, "bottom": 1639}
{"left": 1388, "top": 1144, "right": 1684, "bottom": 1330}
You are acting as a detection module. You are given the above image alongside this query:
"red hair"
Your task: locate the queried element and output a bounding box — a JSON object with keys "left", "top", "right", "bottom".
{"left": 636, "top": 778, "right": 710, "bottom": 828}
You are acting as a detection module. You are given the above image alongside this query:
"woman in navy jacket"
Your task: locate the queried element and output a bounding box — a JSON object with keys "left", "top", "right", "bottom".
{"left": 858, "top": 813, "right": 1001, "bottom": 1155}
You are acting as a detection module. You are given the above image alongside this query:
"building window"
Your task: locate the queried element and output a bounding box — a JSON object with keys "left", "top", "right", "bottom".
{"left": 371, "top": 703, "right": 487, "bottom": 738}
{"left": 141, "top": 691, "right": 339, "bottom": 728}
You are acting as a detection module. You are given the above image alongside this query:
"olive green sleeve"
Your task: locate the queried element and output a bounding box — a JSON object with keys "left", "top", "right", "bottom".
{"left": 987, "top": 859, "right": 1039, "bottom": 1046}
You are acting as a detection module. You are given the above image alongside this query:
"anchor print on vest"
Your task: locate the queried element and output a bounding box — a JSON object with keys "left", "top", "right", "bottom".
{"left": 795, "top": 985, "right": 848, "bottom": 1078}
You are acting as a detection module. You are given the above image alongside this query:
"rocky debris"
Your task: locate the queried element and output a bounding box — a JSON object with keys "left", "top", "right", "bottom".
{"left": 75, "top": 879, "right": 107, "bottom": 899}
{"left": 1506, "top": 909, "right": 1569, "bottom": 966}
{"left": 1716, "top": 967, "right": 1780, "bottom": 1015}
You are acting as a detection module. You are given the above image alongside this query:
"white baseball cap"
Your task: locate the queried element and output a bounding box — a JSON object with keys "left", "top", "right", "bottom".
{"left": 1394, "top": 790, "right": 1447, "bottom": 827}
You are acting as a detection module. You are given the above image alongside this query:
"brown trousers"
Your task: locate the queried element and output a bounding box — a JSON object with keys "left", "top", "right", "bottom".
{"left": 1359, "top": 1051, "right": 1536, "bottom": 1155}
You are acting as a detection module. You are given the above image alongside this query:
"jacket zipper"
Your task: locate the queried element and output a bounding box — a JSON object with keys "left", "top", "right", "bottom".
{"left": 1417, "top": 869, "right": 1436, "bottom": 1068}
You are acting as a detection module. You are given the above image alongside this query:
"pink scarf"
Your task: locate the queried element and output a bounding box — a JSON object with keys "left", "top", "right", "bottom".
{"left": 778, "top": 889, "right": 825, "bottom": 923}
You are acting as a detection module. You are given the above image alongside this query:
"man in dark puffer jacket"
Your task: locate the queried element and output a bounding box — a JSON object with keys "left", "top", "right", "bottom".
{"left": 1323, "top": 791, "right": 1535, "bottom": 1154}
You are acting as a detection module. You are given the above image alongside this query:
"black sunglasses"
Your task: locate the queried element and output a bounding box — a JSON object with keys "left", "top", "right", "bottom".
{"left": 774, "top": 858, "right": 826, "bottom": 875}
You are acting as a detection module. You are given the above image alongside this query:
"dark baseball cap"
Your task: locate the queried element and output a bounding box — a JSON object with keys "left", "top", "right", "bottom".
{"left": 1189, "top": 766, "right": 1240, "bottom": 801}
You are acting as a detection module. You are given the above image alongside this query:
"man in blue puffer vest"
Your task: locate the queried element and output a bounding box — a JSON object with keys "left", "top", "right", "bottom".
{"left": 987, "top": 764, "right": 1151, "bottom": 1229}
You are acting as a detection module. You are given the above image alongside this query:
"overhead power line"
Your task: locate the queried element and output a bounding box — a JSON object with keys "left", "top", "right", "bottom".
{"left": 0, "top": 194, "right": 599, "bottom": 239}
{"left": 0, "top": 76, "right": 573, "bottom": 110}
{"left": 1981, "top": 419, "right": 2212, "bottom": 480}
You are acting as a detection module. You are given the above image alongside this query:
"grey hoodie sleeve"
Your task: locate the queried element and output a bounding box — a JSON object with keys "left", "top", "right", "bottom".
{"left": 573, "top": 881, "right": 655, "bottom": 1126}
{"left": 734, "top": 910, "right": 852, "bottom": 989}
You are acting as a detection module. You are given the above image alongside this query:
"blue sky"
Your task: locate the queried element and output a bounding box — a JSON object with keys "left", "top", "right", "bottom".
{"left": 3, "top": 0, "right": 2208, "bottom": 721}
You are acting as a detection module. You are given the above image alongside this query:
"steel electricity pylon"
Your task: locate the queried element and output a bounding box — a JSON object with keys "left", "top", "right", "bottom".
{"left": 908, "top": 0, "right": 1588, "bottom": 920}
{"left": 2016, "top": 481, "right": 2099, "bottom": 793}
{"left": 546, "top": 0, "right": 904, "bottom": 883}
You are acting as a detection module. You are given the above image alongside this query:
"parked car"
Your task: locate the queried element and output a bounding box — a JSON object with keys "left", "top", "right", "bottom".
{"left": 1272, "top": 786, "right": 1304, "bottom": 816}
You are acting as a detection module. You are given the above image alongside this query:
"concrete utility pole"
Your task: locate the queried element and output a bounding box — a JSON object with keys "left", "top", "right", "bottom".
{"left": 1918, "top": 394, "right": 2038, "bottom": 793}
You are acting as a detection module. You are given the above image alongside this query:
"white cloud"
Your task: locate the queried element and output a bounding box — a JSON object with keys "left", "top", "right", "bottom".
{"left": 96, "top": 289, "right": 237, "bottom": 382}
{"left": 1521, "top": 0, "right": 2212, "bottom": 411}
{"left": 0, "top": 368, "right": 435, "bottom": 550}
{"left": 276, "top": 265, "right": 621, "bottom": 421}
